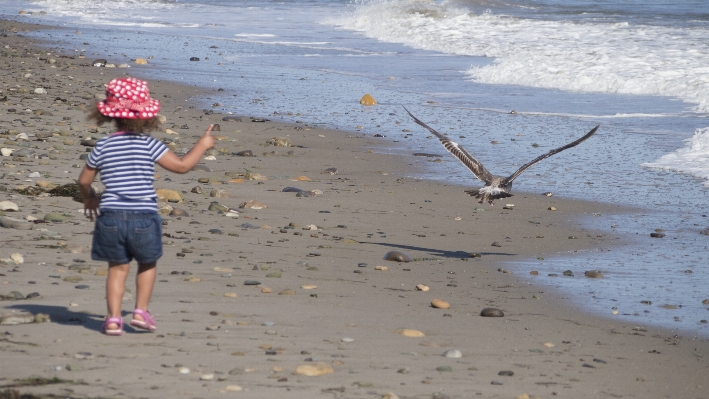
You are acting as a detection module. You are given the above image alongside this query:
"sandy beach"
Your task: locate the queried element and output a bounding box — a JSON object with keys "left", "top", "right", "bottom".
{"left": 1, "top": 20, "right": 708, "bottom": 399}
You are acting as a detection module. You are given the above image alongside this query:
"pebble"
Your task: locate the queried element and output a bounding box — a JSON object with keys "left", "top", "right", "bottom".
{"left": 480, "top": 308, "right": 504, "bottom": 317}
{"left": 295, "top": 363, "right": 334, "bottom": 376}
{"left": 210, "top": 188, "right": 230, "bottom": 198}
{"left": 44, "top": 212, "right": 65, "bottom": 222}
{"left": 0, "top": 216, "right": 34, "bottom": 230}
{"left": 322, "top": 167, "right": 338, "bottom": 175}
{"left": 436, "top": 366, "right": 452, "bottom": 372}
{"left": 239, "top": 200, "right": 267, "bottom": 209}
{"left": 278, "top": 289, "right": 295, "bottom": 295}
{"left": 383, "top": 250, "right": 413, "bottom": 262}
{"left": 397, "top": 329, "right": 425, "bottom": 337}
{"left": 416, "top": 284, "right": 430, "bottom": 291}
{"left": 431, "top": 299, "right": 451, "bottom": 309}
{"left": 200, "top": 374, "right": 215, "bottom": 381}
{"left": 0, "top": 312, "right": 35, "bottom": 325}
{"left": 341, "top": 337, "right": 355, "bottom": 343}
{"left": 360, "top": 93, "right": 376, "bottom": 106}
{"left": 442, "top": 349, "right": 462, "bottom": 358}
{"left": 178, "top": 367, "right": 190, "bottom": 374}
{"left": 261, "top": 287, "right": 272, "bottom": 293}
{"left": 222, "top": 385, "right": 243, "bottom": 392}
{"left": 244, "top": 280, "right": 261, "bottom": 285}
{"left": 374, "top": 266, "right": 387, "bottom": 271}
{"left": 585, "top": 270, "right": 603, "bottom": 278}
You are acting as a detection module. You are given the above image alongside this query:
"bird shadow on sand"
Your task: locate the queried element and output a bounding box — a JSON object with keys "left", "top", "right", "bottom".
{"left": 4, "top": 303, "right": 146, "bottom": 334}
{"left": 363, "top": 241, "right": 517, "bottom": 259}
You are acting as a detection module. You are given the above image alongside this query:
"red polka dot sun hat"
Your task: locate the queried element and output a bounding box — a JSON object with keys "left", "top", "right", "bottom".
{"left": 97, "top": 77, "right": 160, "bottom": 119}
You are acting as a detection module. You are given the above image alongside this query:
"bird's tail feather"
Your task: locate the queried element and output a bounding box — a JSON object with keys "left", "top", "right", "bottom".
{"left": 465, "top": 189, "right": 513, "bottom": 200}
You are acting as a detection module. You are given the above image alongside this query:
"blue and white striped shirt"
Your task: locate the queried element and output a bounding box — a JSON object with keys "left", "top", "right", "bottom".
{"left": 87, "top": 133, "right": 168, "bottom": 212}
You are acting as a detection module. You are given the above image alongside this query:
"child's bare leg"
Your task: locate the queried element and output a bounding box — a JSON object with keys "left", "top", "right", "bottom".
{"left": 133, "top": 262, "right": 156, "bottom": 321}
{"left": 106, "top": 262, "right": 130, "bottom": 329}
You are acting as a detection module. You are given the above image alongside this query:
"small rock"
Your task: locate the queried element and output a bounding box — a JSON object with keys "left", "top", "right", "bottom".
{"left": 442, "top": 349, "right": 462, "bottom": 358}
{"left": 0, "top": 201, "right": 19, "bottom": 211}
{"left": 44, "top": 212, "right": 65, "bottom": 222}
{"left": 416, "top": 284, "right": 430, "bottom": 292}
{"left": 191, "top": 164, "right": 211, "bottom": 172}
{"left": 480, "top": 308, "right": 504, "bottom": 317}
{"left": 397, "top": 329, "right": 425, "bottom": 337}
{"left": 278, "top": 289, "right": 295, "bottom": 295}
{"left": 322, "top": 167, "right": 338, "bottom": 175}
{"left": 431, "top": 299, "right": 450, "bottom": 309}
{"left": 210, "top": 188, "right": 230, "bottom": 198}
{"left": 0, "top": 312, "right": 35, "bottom": 325}
{"left": 383, "top": 251, "right": 413, "bottom": 262}
{"left": 360, "top": 94, "right": 376, "bottom": 106}
{"left": 156, "top": 189, "right": 182, "bottom": 203}
{"left": 585, "top": 270, "right": 603, "bottom": 278}
{"left": 239, "top": 200, "right": 267, "bottom": 209}
{"left": 295, "top": 363, "right": 334, "bottom": 376}
{"left": 170, "top": 208, "right": 189, "bottom": 217}
{"left": 267, "top": 137, "right": 291, "bottom": 147}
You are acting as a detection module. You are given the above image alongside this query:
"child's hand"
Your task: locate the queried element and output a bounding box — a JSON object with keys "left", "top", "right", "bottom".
{"left": 84, "top": 196, "right": 99, "bottom": 221}
{"left": 199, "top": 124, "right": 215, "bottom": 150}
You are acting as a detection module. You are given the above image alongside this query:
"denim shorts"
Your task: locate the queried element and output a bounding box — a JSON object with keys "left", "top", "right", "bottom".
{"left": 91, "top": 210, "right": 163, "bottom": 264}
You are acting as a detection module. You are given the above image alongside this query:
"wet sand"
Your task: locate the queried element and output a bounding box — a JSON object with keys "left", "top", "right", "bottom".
{"left": 1, "top": 20, "right": 708, "bottom": 399}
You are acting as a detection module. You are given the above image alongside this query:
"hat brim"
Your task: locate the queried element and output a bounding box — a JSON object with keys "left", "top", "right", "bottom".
{"left": 97, "top": 98, "right": 161, "bottom": 119}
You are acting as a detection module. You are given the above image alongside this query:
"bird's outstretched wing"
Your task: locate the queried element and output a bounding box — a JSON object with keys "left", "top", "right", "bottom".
{"left": 503, "top": 125, "right": 599, "bottom": 185}
{"left": 405, "top": 107, "right": 495, "bottom": 184}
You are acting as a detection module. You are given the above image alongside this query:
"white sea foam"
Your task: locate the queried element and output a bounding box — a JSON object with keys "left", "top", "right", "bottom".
{"left": 23, "top": 0, "right": 180, "bottom": 27}
{"left": 641, "top": 128, "right": 709, "bottom": 185}
{"left": 234, "top": 33, "right": 277, "bottom": 38}
{"left": 329, "top": 0, "right": 709, "bottom": 113}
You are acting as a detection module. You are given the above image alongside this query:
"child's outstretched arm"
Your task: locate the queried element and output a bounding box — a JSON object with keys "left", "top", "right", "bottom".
{"left": 158, "top": 124, "right": 215, "bottom": 174}
{"left": 78, "top": 165, "right": 100, "bottom": 221}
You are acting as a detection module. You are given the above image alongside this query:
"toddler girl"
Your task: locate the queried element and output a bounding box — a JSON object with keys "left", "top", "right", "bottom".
{"left": 78, "top": 77, "right": 214, "bottom": 335}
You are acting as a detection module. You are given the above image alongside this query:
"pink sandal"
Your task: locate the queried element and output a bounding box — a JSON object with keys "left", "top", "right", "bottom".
{"left": 103, "top": 316, "right": 123, "bottom": 336}
{"left": 130, "top": 308, "right": 157, "bottom": 332}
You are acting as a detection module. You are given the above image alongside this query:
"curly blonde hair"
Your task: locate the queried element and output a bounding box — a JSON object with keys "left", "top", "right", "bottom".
{"left": 87, "top": 105, "right": 161, "bottom": 134}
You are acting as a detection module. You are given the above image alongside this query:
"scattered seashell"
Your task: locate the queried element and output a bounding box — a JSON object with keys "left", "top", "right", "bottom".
{"left": 397, "top": 329, "right": 425, "bottom": 337}
{"left": 295, "top": 363, "right": 334, "bottom": 376}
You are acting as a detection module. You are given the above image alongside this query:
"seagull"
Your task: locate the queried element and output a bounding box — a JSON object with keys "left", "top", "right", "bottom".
{"left": 405, "top": 107, "right": 599, "bottom": 206}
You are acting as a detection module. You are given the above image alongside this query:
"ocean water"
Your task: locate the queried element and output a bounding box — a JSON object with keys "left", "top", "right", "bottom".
{"left": 2, "top": 0, "right": 708, "bottom": 336}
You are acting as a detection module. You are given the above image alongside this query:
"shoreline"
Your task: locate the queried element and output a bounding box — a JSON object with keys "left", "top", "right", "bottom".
{"left": 1, "top": 19, "right": 708, "bottom": 399}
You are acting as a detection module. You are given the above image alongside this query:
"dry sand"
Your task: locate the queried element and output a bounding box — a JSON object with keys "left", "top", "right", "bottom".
{"left": 1, "top": 20, "right": 708, "bottom": 399}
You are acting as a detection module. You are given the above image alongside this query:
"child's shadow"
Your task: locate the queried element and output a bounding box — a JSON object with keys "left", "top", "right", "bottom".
{"left": 4, "top": 303, "right": 145, "bottom": 334}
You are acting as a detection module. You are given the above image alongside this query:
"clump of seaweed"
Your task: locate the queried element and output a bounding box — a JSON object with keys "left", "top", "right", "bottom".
{"left": 46, "top": 183, "right": 100, "bottom": 203}
{"left": 13, "top": 186, "right": 44, "bottom": 196}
